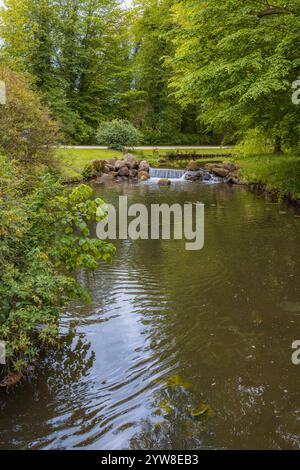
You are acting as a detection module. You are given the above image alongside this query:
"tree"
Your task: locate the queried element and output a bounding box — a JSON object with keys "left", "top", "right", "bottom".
{"left": 0, "top": 67, "right": 60, "bottom": 166}
{"left": 167, "top": 0, "right": 300, "bottom": 152}
{"left": 130, "top": 0, "right": 202, "bottom": 144}
{"left": 0, "top": 0, "right": 132, "bottom": 143}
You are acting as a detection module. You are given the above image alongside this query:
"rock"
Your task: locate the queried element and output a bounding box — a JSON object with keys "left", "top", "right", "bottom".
{"left": 103, "top": 164, "right": 114, "bottom": 174}
{"left": 96, "top": 173, "right": 116, "bottom": 183}
{"left": 222, "top": 161, "right": 237, "bottom": 172}
{"left": 204, "top": 163, "right": 215, "bottom": 171}
{"left": 118, "top": 166, "right": 129, "bottom": 177}
{"left": 0, "top": 371, "right": 23, "bottom": 390}
{"left": 205, "top": 163, "right": 224, "bottom": 170}
{"left": 158, "top": 178, "right": 171, "bottom": 186}
{"left": 184, "top": 170, "right": 202, "bottom": 181}
{"left": 201, "top": 172, "right": 212, "bottom": 181}
{"left": 138, "top": 170, "right": 150, "bottom": 181}
{"left": 92, "top": 159, "right": 106, "bottom": 172}
{"left": 186, "top": 161, "right": 200, "bottom": 171}
{"left": 124, "top": 153, "right": 138, "bottom": 169}
{"left": 225, "top": 174, "right": 240, "bottom": 185}
{"left": 107, "top": 158, "right": 117, "bottom": 167}
{"left": 115, "top": 160, "right": 126, "bottom": 171}
{"left": 129, "top": 169, "right": 138, "bottom": 178}
{"left": 139, "top": 160, "right": 150, "bottom": 172}
{"left": 211, "top": 167, "right": 229, "bottom": 178}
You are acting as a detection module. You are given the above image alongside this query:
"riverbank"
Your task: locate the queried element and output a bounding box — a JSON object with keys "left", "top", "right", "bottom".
{"left": 56, "top": 147, "right": 232, "bottom": 181}
{"left": 57, "top": 148, "right": 300, "bottom": 204}
{"left": 236, "top": 153, "right": 300, "bottom": 205}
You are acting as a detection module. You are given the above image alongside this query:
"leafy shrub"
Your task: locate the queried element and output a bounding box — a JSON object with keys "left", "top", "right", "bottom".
{"left": 0, "top": 156, "right": 115, "bottom": 379}
{"left": 233, "top": 129, "right": 272, "bottom": 158}
{"left": 96, "top": 119, "right": 142, "bottom": 150}
{"left": 82, "top": 164, "right": 95, "bottom": 180}
{"left": 0, "top": 67, "right": 61, "bottom": 167}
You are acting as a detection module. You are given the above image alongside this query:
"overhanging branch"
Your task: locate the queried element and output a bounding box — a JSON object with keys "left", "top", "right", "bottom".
{"left": 255, "top": 6, "right": 295, "bottom": 19}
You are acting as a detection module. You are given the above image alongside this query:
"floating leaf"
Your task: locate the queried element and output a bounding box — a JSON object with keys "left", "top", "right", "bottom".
{"left": 190, "top": 403, "right": 215, "bottom": 419}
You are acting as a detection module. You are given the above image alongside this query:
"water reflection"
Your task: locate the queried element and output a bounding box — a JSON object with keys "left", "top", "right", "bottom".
{"left": 0, "top": 329, "right": 95, "bottom": 449}
{"left": 1, "top": 181, "right": 300, "bottom": 449}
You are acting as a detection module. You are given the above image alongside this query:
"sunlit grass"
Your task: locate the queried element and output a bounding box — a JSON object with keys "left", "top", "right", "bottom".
{"left": 237, "top": 153, "right": 300, "bottom": 199}
{"left": 56, "top": 148, "right": 123, "bottom": 178}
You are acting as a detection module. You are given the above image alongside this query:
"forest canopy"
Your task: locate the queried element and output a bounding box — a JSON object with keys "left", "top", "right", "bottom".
{"left": 0, "top": 0, "right": 299, "bottom": 149}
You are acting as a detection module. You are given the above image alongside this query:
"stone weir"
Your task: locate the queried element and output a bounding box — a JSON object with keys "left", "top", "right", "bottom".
{"left": 91, "top": 154, "right": 242, "bottom": 186}
{"left": 92, "top": 154, "right": 151, "bottom": 183}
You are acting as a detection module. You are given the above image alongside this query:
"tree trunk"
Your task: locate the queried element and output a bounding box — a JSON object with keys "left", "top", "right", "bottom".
{"left": 274, "top": 136, "right": 282, "bottom": 154}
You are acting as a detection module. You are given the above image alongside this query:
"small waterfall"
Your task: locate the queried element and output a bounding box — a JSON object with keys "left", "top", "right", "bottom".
{"left": 149, "top": 168, "right": 186, "bottom": 180}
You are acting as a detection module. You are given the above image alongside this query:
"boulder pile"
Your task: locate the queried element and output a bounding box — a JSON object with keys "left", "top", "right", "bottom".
{"left": 204, "top": 161, "right": 241, "bottom": 184}
{"left": 92, "top": 154, "right": 150, "bottom": 183}
{"left": 183, "top": 160, "right": 242, "bottom": 185}
{"left": 89, "top": 155, "right": 242, "bottom": 186}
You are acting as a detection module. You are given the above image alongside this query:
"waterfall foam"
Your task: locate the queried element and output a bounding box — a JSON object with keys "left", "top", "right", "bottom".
{"left": 149, "top": 168, "right": 186, "bottom": 181}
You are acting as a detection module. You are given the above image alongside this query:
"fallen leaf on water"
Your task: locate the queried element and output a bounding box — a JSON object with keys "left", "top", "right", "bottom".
{"left": 190, "top": 403, "right": 215, "bottom": 419}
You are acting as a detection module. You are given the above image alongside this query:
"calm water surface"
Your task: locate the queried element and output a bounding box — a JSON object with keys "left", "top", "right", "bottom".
{"left": 1, "top": 180, "right": 300, "bottom": 449}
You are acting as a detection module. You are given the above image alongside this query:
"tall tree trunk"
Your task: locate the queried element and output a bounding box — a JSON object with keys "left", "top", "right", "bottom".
{"left": 274, "top": 136, "right": 282, "bottom": 154}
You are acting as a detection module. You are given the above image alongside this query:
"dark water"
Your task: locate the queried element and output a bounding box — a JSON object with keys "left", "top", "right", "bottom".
{"left": 1, "top": 180, "right": 300, "bottom": 450}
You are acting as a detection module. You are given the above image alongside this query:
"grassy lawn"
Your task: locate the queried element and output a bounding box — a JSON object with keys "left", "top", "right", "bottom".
{"left": 56, "top": 148, "right": 123, "bottom": 179}
{"left": 56, "top": 147, "right": 231, "bottom": 179}
{"left": 237, "top": 153, "right": 300, "bottom": 200}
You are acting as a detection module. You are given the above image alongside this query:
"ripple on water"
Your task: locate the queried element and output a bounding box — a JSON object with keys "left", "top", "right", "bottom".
{"left": 2, "top": 183, "right": 300, "bottom": 450}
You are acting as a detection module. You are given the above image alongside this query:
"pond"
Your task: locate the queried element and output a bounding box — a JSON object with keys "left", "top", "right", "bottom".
{"left": 1, "top": 179, "right": 300, "bottom": 449}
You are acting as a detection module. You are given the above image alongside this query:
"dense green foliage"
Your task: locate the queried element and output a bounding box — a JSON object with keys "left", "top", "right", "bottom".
{"left": 167, "top": 0, "right": 300, "bottom": 151}
{"left": 1, "top": 0, "right": 298, "bottom": 147}
{"left": 96, "top": 119, "right": 142, "bottom": 150}
{"left": 0, "top": 156, "right": 115, "bottom": 377}
{"left": 0, "top": 68, "right": 60, "bottom": 165}
{"left": 0, "top": 0, "right": 132, "bottom": 143}
{"left": 130, "top": 0, "right": 202, "bottom": 144}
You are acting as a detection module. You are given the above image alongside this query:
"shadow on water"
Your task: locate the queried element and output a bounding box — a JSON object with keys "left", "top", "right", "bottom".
{"left": 1, "top": 181, "right": 300, "bottom": 449}
{"left": 0, "top": 328, "right": 95, "bottom": 449}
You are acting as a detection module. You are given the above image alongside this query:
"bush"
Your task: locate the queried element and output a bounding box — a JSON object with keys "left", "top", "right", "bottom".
{"left": 81, "top": 164, "right": 95, "bottom": 180}
{"left": 0, "top": 156, "right": 115, "bottom": 380}
{"left": 233, "top": 129, "right": 272, "bottom": 158}
{"left": 96, "top": 119, "right": 142, "bottom": 150}
{"left": 0, "top": 67, "right": 61, "bottom": 167}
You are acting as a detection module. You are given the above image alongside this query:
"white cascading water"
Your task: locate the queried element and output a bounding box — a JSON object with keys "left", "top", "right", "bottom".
{"left": 149, "top": 168, "right": 186, "bottom": 181}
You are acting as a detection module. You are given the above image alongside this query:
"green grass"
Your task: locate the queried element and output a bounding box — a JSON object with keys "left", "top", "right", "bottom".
{"left": 56, "top": 148, "right": 123, "bottom": 179}
{"left": 237, "top": 153, "right": 300, "bottom": 200}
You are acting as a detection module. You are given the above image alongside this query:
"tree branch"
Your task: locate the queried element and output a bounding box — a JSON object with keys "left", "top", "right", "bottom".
{"left": 256, "top": 6, "right": 295, "bottom": 19}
